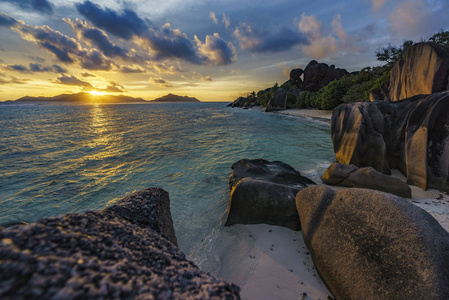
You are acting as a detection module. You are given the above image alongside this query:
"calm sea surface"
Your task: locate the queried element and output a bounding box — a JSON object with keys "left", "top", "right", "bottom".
{"left": 0, "top": 102, "right": 334, "bottom": 274}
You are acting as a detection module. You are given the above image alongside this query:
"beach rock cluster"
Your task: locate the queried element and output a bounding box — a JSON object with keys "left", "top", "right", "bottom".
{"left": 265, "top": 88, "right": 301, "bottom": 112}
{"left": 322, "top": 162, "right": 411, "bottom": 198}
{"left": 228, "top": 96, "right": 258, "bottom": 108}
{"left": 0, "top": 188, "right": 240, "bottom": 299}
{"left": 225, "top": 159, "right": 315, "bottom": 230}
{"left": 229, "top": 60, "right": 349, "bottom": 110}
{"left": 296, "top": 186, "right": 449, "bottom": 300}
{"left": 383, "top": 42, "right": 449, "bottom": 101}
{"left": 331, "top": 92, "right": 449, "bottom": 192}
{"left": 300, "top": 60, "right": 349, "bottom": 92}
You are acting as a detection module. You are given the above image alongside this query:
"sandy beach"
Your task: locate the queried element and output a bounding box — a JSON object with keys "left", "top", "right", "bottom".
{"left": 272, "top": 108, "right": 333, "bottom": 123}
{"left": 222, "top": 108, "right": 449, "bottom": 300}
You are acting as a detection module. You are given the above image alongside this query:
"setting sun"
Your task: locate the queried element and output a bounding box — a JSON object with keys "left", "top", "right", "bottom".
{"left": 89, "top": 91, "right": 106, "bottom": 96}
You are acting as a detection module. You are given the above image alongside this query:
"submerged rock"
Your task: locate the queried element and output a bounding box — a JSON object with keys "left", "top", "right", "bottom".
{"left": 331, "top": 92, "right": 449, "bottom": 192}
{"left": 322, "top": 163, "right": 411, "bottom": 198}
{"left": 0, "top": 188, "right": 240, "bottom": 299}
{"left": 296, "top": 186, "right": 449, "bottom": 299}
{"left": 225, "top": 159, "right": 315, "bottom": 230}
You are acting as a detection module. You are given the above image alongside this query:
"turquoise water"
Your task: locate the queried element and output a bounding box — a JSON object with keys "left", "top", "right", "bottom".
{"left": 0, "top": 102, "right": 334, "bottom": 274}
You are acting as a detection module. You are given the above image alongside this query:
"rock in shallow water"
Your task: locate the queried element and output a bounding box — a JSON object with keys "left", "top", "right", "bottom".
{"left": 225, "top": 159, "right": 315, "bottom": 230}
{"left": 296, "top": 186, "right": 449, "bottom": 299}
{"left": 0, "top": 188, "right": 240, "bottom": 299}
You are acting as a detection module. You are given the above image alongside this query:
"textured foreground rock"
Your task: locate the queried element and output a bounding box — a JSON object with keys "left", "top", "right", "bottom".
{"left": 331, "top": 92, "right": 449, "bottom": 192}
{"left": 296, "top": 186, "right": 449, "bottom": 299}
{"left": 0, "top": 188, "right": 240, "bottom": 299}
{"left": 322, "top": 163, "right": 411, "bottom": 198}
{"left": 384, "top": 42, "right": 449, "bottom": 101}
{"left": 225, "top": 159, "right": 315, "bottom": 230}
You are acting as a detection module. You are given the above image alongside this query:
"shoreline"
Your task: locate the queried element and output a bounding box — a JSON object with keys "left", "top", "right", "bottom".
{"left": 270, "top": 108, "right": 333, "bottom": 123}
{"left": 222, "top": 175, "right": 449, "bottom": 300}
{"left": 220, "top": 110, "right": 449, "bottom": 299}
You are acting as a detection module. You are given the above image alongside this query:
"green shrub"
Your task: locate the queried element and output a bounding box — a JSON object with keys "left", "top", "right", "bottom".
{"left": 343, "top": 81, "right": 372, "bottom": 103}
{"left": 365, "top": 70, "right": 390, "bottom": 99}
{"left": 256, "top": 83, "right": 279, "bottom": 106}
{"left": 316, "top": 76, "right": 352, "bottom": 110}
{"left": 286, "top": 92, "right": 297, "bottom": 108}
{"left": 296, "top": 91, "right": 319, "bottom": 108}
{"left": 280, "top": 81, "right": 293, "bottom": 91}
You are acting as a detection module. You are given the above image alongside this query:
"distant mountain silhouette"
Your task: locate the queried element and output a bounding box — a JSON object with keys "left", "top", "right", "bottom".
{"left": 3, "top": 92, "right": 201, "bottom": 104}
{"left": 8, "top": 92, "right": 146, "bottom": 103}
{"left": 151, "top": 93, "right": 200, "bottom": 102}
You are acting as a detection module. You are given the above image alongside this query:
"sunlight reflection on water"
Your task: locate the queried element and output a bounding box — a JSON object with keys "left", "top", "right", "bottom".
{"left": 0, "top": 102, "right": 335, "bottom": 274}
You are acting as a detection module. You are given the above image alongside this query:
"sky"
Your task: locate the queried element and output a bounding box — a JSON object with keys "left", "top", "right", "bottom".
{"left": 0, "top": 0, "right": 447, "bottom": 101}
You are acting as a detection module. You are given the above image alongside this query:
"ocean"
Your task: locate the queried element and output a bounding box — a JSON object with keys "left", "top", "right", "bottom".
{"left": 0, "top": 102, "right": 335, "bottom": 275}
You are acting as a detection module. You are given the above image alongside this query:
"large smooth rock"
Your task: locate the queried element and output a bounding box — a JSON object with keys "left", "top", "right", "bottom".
{"left": 289, "top": 68, "right": 304, "bottom": 86}
{"left": 225, "top": 159, "right": 315, "bottom": 230}
{"left": 386, "top": 42, "right": 449, "bottom": 101}
{"left": 265, "top": 88, "right": 287, "bottom": 112}
{"left": 322, "top": 163, "right": 412, "bottom": 198}
{"left": 405, "top": 92, "right": 449, "bottom": 191}
{"left": 0, "top": 188, "right": 240, "bottom": 299}
{"left": 296, "top": 186, "right": 449, "bottom": 299}
{"left": 231, "top": 96, "right": 249, "bottom": 107}
{"left": 331, "top": 101, "right": 389, "bottom": 173}
{"left": 302, "top": 60, "right": 349, "bottom": 92}
{"left": 331, "top": 92, "right": 449, "bottom": 192}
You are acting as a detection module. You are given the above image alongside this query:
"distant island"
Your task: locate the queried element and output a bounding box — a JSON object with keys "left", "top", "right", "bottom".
{"left": 150, "top": 93, "right": 201, "bottom": 103}
{"left": 4, "top": 92, "right": 146, "bottom": 104}
{"left": 1, "top": 92, "right": 201, "bottom": 104}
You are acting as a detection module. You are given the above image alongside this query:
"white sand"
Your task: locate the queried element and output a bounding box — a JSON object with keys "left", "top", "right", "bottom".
{"left": 271, "top": 109, "right": 333, "bottom": 123}
{"left": 220, "top": 108, "right": 449, "bottom": 299}
{"left": 221, "top": 181, "right": 449, "bottom": 300}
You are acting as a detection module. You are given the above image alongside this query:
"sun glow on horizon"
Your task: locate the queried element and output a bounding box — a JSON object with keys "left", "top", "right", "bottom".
{"left": 89, "top": 91, "right": 106, "bottom": 96}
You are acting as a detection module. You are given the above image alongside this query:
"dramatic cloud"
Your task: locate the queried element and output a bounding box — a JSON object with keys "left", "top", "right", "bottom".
{"left": 152, "top": 63, "right": 184, "bottom": 74}
{"left": 54, "top": 75, "right": 93, "bottom": 87}
{"left": 331, "top": 14, "right": 360, "bottom": 52}
{"left": 28, "top": 55, "right": 45, "bottom": 63}
{"left": 54, "top": 75, "right": 125, "bottom": 93}
{"left": 6, "top": 64, "right": 28, "bottom": 72}
{"left": 0, "top": 74, "right": 30, "bottom": 85}
{"left": 64, "top": 18, "right": 128, "bottom": 58}
{"left": 143, "top": 23, "right": 202, "bottom": 64}
{"left": 76, "top": 1, "right": 148, "bottom": 39}
{"left": 0, "top": 0, "right": 54, "bottom": 15}
{"left": 388, "top": 0, "right": 434, "bottom": 38}
{"left": 4, "top": 63, "right": 67, "bottom": 73}
{"left": 119, "top": 64, "right": 147, "bottom": 73}
{"left": 0, "top": 12, "right": 17, "bottom": 27}
{"left": 298, "top": 13, "right": 338, "bottom": 59}
{"left": 2, "top": 14, "right": 115, "bottom": 70}
{"left": 81, "top": 72, "right": 95, "bottom": 77}
{"left": 149, "top": 77, "right": 173, "bottom": 87}
{"left": 75, "top": 2, "right": 235, "bottom": 66}
{"left": 222, "top": 13, "right": 230, "bottom": 29}
{"left": 195, "top": 33, "right": 237, "bottom": 66}
{"left": 209, "top": 12, "right": 218, "bottom": 24}
{"left": 234, "top": 23, "right": 308, "bottom": 53}
{"left": 103, "top": 81, "right": 125, "bottom": 93}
